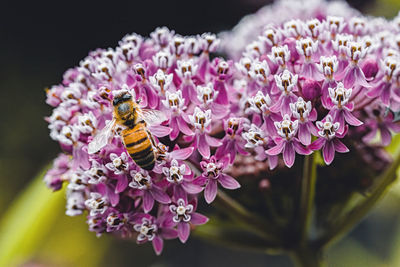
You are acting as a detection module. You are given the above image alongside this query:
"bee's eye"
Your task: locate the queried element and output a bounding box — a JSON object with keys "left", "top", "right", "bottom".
{"left": 113, "top": 98, "right": 121, "bottom": 106}
{"left": 123, "top": 93, "right": 132, "bottom": 100}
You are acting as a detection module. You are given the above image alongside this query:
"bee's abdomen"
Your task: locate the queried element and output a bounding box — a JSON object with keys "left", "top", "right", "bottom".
{"left": 122, "top": 124, "right": 155, "bottom": 170}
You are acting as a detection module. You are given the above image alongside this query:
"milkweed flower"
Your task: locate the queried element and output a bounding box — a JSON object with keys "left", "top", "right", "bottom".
{"left": 309, "top": 115, "right": 349, "bottom": 165}
{"left": 194, "top": 156, "right": 241, "bottom": 203}
{"left": 44, "top": 0, "right": 400, "bottom": 257}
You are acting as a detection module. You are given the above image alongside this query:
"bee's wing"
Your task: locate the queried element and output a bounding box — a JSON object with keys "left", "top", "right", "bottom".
{"left": 138, "top": 109, "right": 168, "bottom": 126}
{"left": 88, "top": 118, "right": 117, "bottom": 154}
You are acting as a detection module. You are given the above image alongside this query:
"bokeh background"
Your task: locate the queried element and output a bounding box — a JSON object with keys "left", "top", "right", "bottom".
{"left": 1, "top": 0, "right": 400, "bottom": 266}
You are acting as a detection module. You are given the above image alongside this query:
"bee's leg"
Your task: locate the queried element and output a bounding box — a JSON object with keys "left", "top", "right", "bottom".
{"left": 147, "top": 130, "right": 157, "bottom": 148}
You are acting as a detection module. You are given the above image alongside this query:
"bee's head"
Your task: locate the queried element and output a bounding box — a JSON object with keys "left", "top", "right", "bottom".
{"left": 112, "top": 90, "right": 132, "bottom": 106}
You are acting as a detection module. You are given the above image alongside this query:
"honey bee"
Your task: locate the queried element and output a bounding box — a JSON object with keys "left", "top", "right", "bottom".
{"left": 88, "top": 89, "right": 167, "bottom": 170}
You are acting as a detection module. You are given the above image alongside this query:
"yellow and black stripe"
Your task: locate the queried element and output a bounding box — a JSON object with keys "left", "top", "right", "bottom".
{"left": 122, "top": 122, "right": 155, "bottom": 170}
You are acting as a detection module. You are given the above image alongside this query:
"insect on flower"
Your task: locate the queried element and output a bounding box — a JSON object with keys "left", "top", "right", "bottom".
{"left": 88, "top": 89, "right": 167, "bottom": 170}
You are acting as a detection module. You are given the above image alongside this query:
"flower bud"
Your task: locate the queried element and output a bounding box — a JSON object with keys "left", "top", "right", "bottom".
{"left": 361, "top": 58, "right": 379, "bottom": 79}
{"left": 302, "top": 78, "right": 321, "bottom": 101}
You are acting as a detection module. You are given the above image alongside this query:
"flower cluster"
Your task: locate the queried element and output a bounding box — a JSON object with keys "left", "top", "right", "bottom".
{"left": 45, "top": 27, "right": 234, "bottom": 254}
{"left": 45, "top": 0, "right": 400, "bottom": 255}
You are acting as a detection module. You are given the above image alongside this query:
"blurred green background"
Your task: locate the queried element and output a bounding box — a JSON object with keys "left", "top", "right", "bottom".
{"left": 1, "top": 0, "right": 400, "bottom": 266}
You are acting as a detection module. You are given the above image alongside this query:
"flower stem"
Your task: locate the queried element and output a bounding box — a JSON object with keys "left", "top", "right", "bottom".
{"left": 299, "top": 154, "right": 317, "bottom": 244}
{"left": 315, "top": 148, "right": 400, "bottom": 249}
{"left": 216, "top": 190, "right": 281, "bottom": 244}
{"left": 290, "top": 245, "right": 325, "bottom": 267}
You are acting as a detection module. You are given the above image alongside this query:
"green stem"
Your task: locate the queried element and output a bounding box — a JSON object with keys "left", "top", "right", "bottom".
{"left": 299, "top": 154, "right": 317, "bottom": 244}
{"left": 290, "top": 245, "right": 325, "bottom": 267}
{"left": 186, "top": 160, "right": 281, "bottom": 244}
{"left": 216, "top": 190, "right": 281, "bottom": 244}
{"left": 315, "top": 148, "right": 400, "bottom": 249}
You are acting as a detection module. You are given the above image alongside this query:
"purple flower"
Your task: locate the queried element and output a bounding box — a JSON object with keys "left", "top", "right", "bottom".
{"left": 337, "top": 41, "right": 371, "bottom": 89}
{"left": 268, "top": 45, "right": 291, "bottom": 71}
{"left": 242, "top": 124, "right": 278, "bottom": 169}
{"left": 296, "top": 38, "right": 324, "bottom": 80}
{"left": 85, "top": 192, "right": 109, "bottom": 217}
{"left": 309, "top": 115, "right": 349, "bottom": 165}
{"left": 317, "top": 55, "right": 339, "bottom": 108}
{"left": 129, "top": 170, "right": 171, "bottom": 213}
{"left": 154, "top": 144, "right": 194, "bottom": 174}
{"left": 194, "top": 156, "right": 240, "bottom": 204}
{"left": 44, "top": 153, "right": 70, "bottom": 191}
{"left": 188, "top": 107, "right": 222, "bottom": 159}
{"left": 105, "top": 210, "right": 126, "bottom": 233}
{"left": 175, "top": 59, "right": 199, "bottom": 104}
{"left": 362, "top": 106, "right": 400, "bottom": 146}
{"left": 266, "top": 114, "right": 311, "bottom": 168}
{"left": 289, "top": 97, "right": 318, "bottom": 145}
{"left": 367, "top": 56, "right": 400, "bottom": 107}
{"left": 44, "top": 7, "right": 400, "bottom": 255}
{"left": 271, "top": 70, "right": 299, "bottom": 116}
{"left": 196, "top": 83, "right": 229, "bottom": 119}
{"left": 215, "top": 117, "right": 249, "bottom": 163}
{"left": 168, "top": 198, "right": 208, "bottom": 243}
{"left": 248, "top": 91, "right": 282, "bottom": 136}
{"left": 105, "top": 152, "right": 130, "bottom": 175}
{"left": 328, "top": 82, "right": 363, "bottom": 134}
{"left": 162, "top": 90, "right": 193, "bottom": 140}
{"left": 133, "top": 215, "right": 178, "bottom": 255}
{"left": 149, "top": 69, "right": 173, "bottom": 95}
{"left": 162, "top": 160, "right": 203, "bottom": 201}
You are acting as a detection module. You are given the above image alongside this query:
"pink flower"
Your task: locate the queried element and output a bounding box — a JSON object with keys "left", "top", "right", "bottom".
{"left": 215, "top": 117, "right": 249, "bottom": 163}
{"left": 168, "top": 198, "right": 208, "bottom": 243}
{"left": 266, "top": 114, "right": 311, "bottom": 168}
{"left": 187, "top": 107, "right": 222, "bottom": 159}
{"left": 133, "top": 215, "right": 178, "bottom": 255}
{"left": 328, "top": 82, "right": 363, "bottom": 134}
{"left": 289, "top": 97, "right": 318, "bottom": 145}
{"left": 194, "top": 156, "right": 241, "bottom": 204}
{"left": 309, "top": 115, "right": 349, "bottom": 165}
{"left": 128, "top": 170, "right": 171, "bottom": 213}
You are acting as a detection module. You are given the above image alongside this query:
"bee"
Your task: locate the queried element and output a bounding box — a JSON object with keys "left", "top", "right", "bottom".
{"left": 88, "top": 89, "right": 167, "bottom": 170}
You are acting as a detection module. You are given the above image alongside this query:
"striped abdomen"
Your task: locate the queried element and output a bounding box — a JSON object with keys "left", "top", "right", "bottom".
{"left": 122, "top": 122, "right": 155, "bottom": 170}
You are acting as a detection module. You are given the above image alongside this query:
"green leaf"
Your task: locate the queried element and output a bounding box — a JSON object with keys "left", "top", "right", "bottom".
{"left": 0, "top": 166, "right": 109, "bottom": 267}
{"left": 0, "top": 166, "right": 63, "bottom": 266}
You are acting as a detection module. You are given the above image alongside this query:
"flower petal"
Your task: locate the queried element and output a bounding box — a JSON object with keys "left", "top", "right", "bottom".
{"left": 204, "top": 179, "right": 218, "bottom": 204}
{"left": 148, "top": 125, "right": 172, "bottom": 137}
{"left": 182, "top": 181, "right": 204, "bottom": 194}
{"left": 115, "top": 175, "right": 128, "bottom": 193}
{"left": 309, "top": 138, "right": 325, "bottom": 150}
{"left": 152, "top": 236, "right": 164, "bottom": 255}
{"left": 218, "top": 174, "right": 240, "bottom": 190}
{"left": 169, "top": 117, "right": 180, "bottom": 140}
{"left": 283, "top": 142, "right": 296, "bottom": 168}
{"left": 173, "top": 185, "right": 187, "bottom": 203}
{"left": 343, "top": 110, "right": 363, "bottom": 126}
{"left": 143, "top": 191, "right": 155, "bottom": 213}
{"left": 293, "top": 140, "right": 312, "bottom": 155}
{"left": 197, "top": 134, "right": 210, "bottom": 159}
{"left": 205, "top": 134, "right": 222, "bottom": 147}
{"left": 322, "top": 140, "right": 335, "bottom": 165}
{"left": 265, "top": 140, "right": 285, "bottom": 155}
{"left": 177, "top": 222, "right": 191, "bottom": 243}
{"left": 298, "top": 123, "right": 311, "bottom": 145}
{"left": 151, "top": 186, "right": 171, "bottom": 204}
{"left": 191, "top": 212, "right": 209, "bottom": 225}
{"left": 170, "top": 147, "right": 194, "bottom": 160}
{"left": 380, "top": 126, "right": 392, "bottom": 146}
{"left": 333, "top": 138, "right": 349, "bottom": 153}
{"left": 177, "top": 116, "right": 194, "bottom": 136}
{"left": 161, "top": 228, "right": 178, "bottom": 240}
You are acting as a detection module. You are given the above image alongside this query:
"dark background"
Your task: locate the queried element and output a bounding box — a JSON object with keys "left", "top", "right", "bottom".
{"left": 2, "top": 0, "right": 400, "bottom": 266}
